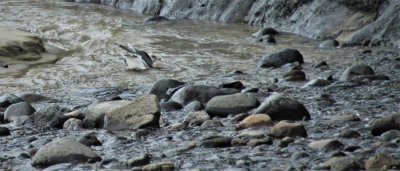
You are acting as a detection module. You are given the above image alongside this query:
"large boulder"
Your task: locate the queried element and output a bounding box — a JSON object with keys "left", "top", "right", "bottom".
{"left": 103, "top": 95, "right": 160, "bottom": 131}
{"left": 257, "top": 49, "right": 304, "bottom": 68}
{"left": 31, "top": 138, "right": 101, "bottom": 167}
{"left": 149, "top": 78, "right": 185, "bottom": 101}
{"left": 170, "top": 85, "right": 226, "bottom": 106}
{"left": 370, "top": 113, "right": 400, "bottom": 136}
{"left": 253, "top": 93, "right": 311, "bottom": 121}
{"left": 205, "top": 93, "right": 259, "bottom": 117}
{"left": 84, "top": 100, "right": 131, "bottom": 128}
{"left": 340, "top": 64, "right": 375, "bottom": 81}
{"left": 4, "top": 102, "right": 35, "bottom": 121}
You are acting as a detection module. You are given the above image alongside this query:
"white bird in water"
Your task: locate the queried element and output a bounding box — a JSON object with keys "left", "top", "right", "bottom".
{"left": 117, "top": 43, "right": 155, "bottom": 71}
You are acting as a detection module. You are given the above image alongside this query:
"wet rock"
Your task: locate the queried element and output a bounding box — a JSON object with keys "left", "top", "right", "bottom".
{"left": 170, "top": 85, "right": 225, "bottom": 106}
{"left": 127, "top": 154, "right": 151, "bottom": 168}
{"left": 0, "top": 127, "right": 11, "bottom": 136}
{"left": 149, "top": 78, "right": 185, "bottom": 101}
{"left": 238, "top": 130, "right": 266, "bottom": 139}
{"left": 308, "top": 139, "right": 344, "bottom": 152}
{"left": 257, "top": 49, "right": 304, "bottom": 68}
{"left": 319, "top": 39, "right": 339, "bottom": 48}
{"left": 237, "top": 114, "right": 272, "bottom": 130}
{"left": 247, "top": 137, "right": 273, "bottom": 147}
{"left": 78, "top": 133, "right": 102, "bottom": 146}
{"left": 370, "top": 113, "right": 400, "bottom": 136}
{"left": 184, "top": 101, "right": 204, "bottom": 111}
{"left": 0, "top": 28, "right": 45, "bottom": 58}
{"left": 205, "top": 93, "right": 259, "bottom": 117}
{"left": 339, "top": 130, "right": 361, "bottom": 138}
{"left": 380, "top": 130, "right": 400, "bottom": 142}
{"left": 186, "top": 111, "right": 210, "bottom": 127}
{"left": 0, "top": 94, "right": 24, "bottom": 108}
{"left": 252, "top": 27, "right": 279, "bottom": 37}
{"left": 160, "top": 101, "right": 183, "bottom": 111}
{"left": 340, "top": 64, "right": 375, "bottom": 81}
{"left": 344, "top": 145, "right": 360, "bottom": 152}
{"left": 144, "top": 15, "right": 169, "bottom": 23}
{"left": 283, "top": 70, "right": 306, "bottom": 81}
{"left": 200, "top": 120, "right": 224, "bottom": 128}
{"left": 4, "top": 102, "right": 35, "bottom": 121}
{"left": 142, "top": 162, "right": 174, "bottom": 171}
{"left": 351, "top": 74, "right": 390, "bottom": 82}
{"left": 328, "top": 113, "right": 361, "bottom": 123}
{"left": 84, "top": 100, "right": 131, "bottom": 128}
{"left": 253, "top": 93, "right": 311, "bottom": 121}
{"left": 218, "top": 81, "right": 245, "bottom": 90}
{"left": 31, "top": 138, "right": 101, "bottom": 167}
{"left": 316, "top": 157, "right": 362, "bottom": 171}
{"left": 104, "top": 95, "right": 160, "bottom": 131}
{"left": 230, "top": 113, "right": 250, "bottom": 123}
{"left": 314, "top": 61, "right": 328, "bottom": 68}
{"left": 17, "top": 93, "right": 59, "bottom": 103}
{"left": 279, "top": 137, "right": 295, "bottom": 147}
{"left": 198, "top": 136, "right": 232, "bottom": 148}
{"left": 24, "top": 104, "right": 69, "bottom": 128}
{"left": 269, "top": 121, "right": 307, "bottom": 138}
{"left": 258, "top": 35, "right": 276, "bottom": 43}
{"left": 302, "top": 78, "right": 331, "bottom": 88}
{"left": 365, "top": 153, "right": 400, "bottom": 171}
{"left": 63, "top": 118, "right": 83, "bottom": 130}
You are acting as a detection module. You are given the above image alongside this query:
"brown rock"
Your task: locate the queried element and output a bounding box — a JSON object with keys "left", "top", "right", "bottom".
{"left": 237, "top": 114, "right": 272, "bottom": 130}
{"left": 365, "top": 153, "right": 400, "bottom": 171}
{"left": 269, "top": 121, "right": 307, "bottom": 138}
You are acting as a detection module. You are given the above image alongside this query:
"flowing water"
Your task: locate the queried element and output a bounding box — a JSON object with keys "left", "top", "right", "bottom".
{"left": 1, "top": 0, "right": 400, "bottom": 170}
{"left": 0, "top": 0, "right": 368, "bottom": 105}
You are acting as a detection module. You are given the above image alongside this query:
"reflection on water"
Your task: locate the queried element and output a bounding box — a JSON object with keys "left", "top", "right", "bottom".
{"left": 0, "top": 0, "right": 379, "bottom": 104}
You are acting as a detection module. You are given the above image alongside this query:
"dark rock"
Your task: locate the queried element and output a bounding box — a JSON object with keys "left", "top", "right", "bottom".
{"left": 31, "top": 138, "right": 101, "bottom": 167}
{"left": 0, "top": 94, "right": 24, "bottom": 108}
{"left": 252, "top": 27, "right": 279, "bottom": 37}
{"left": 340, "top": 64, "right": 375, "bottom": 81}
{"left": 127, "top": 154, "right": 152, "bottom": 168}
{"left": 314, "top": 61, "right": 328, "bottom": 68}
{"left": 78, "top": 133, "right": 102, "bottom": 146}
{"left": 319, "top": 39, "right": 339, "bottom": 48}
{"left": 0, "top": 127, "right": 11, "bottom": 136}
{"left": 269, "top": 121, "right": 307, "bottom": 138}
{"left": 4, "top": 102, "right": 35, "bottom": 121}
{"left": 302, "top": 78, "right": 331, "bottom": 88}
{"left": 253, "top": 93, "right": 311, "bottom": 121}
{"left": 370, "top": 113, "right": 400, "bottom": 136}
{"left": 380, "top": 130, "right": 400, "bottom": 142}
{"left": 339, "top": 130, "right": 361, "bottom": 138}
{"left": 160, "top": 101, "right": 183, "bottom": 111}
{"left": 257, "top": 49, "right": 304, "bottom": 68}
{"left": 218, "top": 81, "right": 245, "bottom": 90}
{"left": 170, "top": 85, "right": 226, "bottom": 106}
{"left": 350, "top": 74, "right": 390, "bottom": 82}
{"left": 144, "top": 15, "right": 169, "bottom": 23}
{"left": 344, "top": 145, "right": 360, "bottom": 152}
{"left": 17, "top": 93, "right": 59, "bottom": 103}
{"left": 283, "top": 70, "right": 306, "bottom": 81}
{"left": 24, "top": 104, "right": 69, "bottom": 128}
{"left": 103, "top": 95, "right": 160, "bottom": 131}
{"left": 199, "top": 136, "right": 232, "bottom": 148}
{"left": 206, "top": 93, "right": 259, "bottom": 117}
{"left": 149, "top": 79, "right": 185, "bottom": 101}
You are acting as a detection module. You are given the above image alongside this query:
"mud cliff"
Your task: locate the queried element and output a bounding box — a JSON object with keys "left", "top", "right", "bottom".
{"left": 69, "top": 0, "right": 399, "bottom": 48}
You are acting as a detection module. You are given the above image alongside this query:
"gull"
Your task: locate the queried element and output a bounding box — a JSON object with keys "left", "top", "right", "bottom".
{"left": 117, "top": 43, "right": 154, "bottom": 71}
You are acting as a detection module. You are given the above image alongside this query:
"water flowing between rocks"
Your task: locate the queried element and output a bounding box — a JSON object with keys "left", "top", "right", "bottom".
{"left": 1, "top": 0, "right": 400, "bottom": 170}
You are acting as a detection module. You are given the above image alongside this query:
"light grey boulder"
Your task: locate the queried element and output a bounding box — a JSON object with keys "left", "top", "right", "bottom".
{"left": 4, "top": 102, "right": 35, "bottom": 121}
{"left": 31, "top": 138, "right": 101, "bottom": 167}
{"left": 84, "top": 100, "right": 131, "bottom": 128}
{"left": 103, "top": 95, "right": 160, "bottom": 131}
{"left": 205, "top": 93, "right": 259, "bottom": 117}
{"left": 170, "top": 85, "right": 225, "bottom": 106}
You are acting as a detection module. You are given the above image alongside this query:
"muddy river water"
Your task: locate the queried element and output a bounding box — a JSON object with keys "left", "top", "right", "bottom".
{"left": 1, "top": 0, "right": 400, "bottom": 171}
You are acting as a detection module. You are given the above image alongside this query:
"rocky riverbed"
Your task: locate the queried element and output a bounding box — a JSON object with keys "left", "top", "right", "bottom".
{"left": 1, "top": 0, "right": 400, "bottom": 171}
